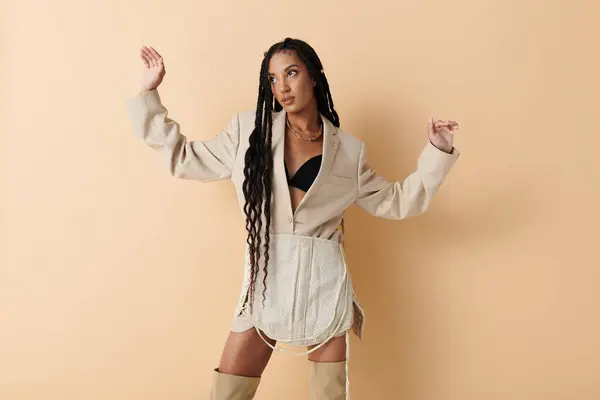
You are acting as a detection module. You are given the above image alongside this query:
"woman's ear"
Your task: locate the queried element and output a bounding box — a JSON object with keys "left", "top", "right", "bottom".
{"left": 312, "top": 79, "right": 316, "bottom": 87}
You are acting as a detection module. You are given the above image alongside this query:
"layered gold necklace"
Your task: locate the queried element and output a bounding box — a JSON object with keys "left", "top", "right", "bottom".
{"left": 286, "top": 117, "right": 323, "bottom": 142}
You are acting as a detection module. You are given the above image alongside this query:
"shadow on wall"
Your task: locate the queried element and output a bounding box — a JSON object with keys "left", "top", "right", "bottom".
{"left": 341, "top": 98, "right": 542, "bottom": 399}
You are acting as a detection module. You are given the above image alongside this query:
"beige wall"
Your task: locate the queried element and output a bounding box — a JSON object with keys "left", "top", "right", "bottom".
{"left": 3, "top": 0, "right": 599, "bottom": 399}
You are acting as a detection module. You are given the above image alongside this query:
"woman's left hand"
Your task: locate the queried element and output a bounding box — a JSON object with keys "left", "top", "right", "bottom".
{"left": 428, "top": 118, "right": 459, "bottom": 153}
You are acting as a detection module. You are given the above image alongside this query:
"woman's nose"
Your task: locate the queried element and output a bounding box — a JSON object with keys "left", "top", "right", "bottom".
{"left": 279, "top": 80, "right": 290, "bottom": 93}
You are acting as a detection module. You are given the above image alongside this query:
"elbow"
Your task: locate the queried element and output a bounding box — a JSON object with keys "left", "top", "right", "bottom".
{"left": 394, "top": 190, "right": 433, "bottom": 220}
{"left": 403, "top": 202, "right": 429, "bottom": 219}
{"left": 404, "top": 189, "right": 434, "bottom": 218}
{"left": 398, "top": 177, "right": 439, "bottom": 219}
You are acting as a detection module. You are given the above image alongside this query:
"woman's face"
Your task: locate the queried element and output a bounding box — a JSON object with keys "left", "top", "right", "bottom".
{"left": 268, "top": 50, "right": 316, "bottom": 114}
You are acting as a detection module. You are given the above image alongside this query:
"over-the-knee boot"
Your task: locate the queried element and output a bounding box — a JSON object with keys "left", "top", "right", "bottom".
{"left": 209, "top": 368, "right": 261, "bottom": 400}
{"left": 308, "top": 360, "right": 347, "bottom": 400}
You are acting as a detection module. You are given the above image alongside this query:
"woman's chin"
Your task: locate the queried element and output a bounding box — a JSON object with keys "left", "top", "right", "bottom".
{"left": 282, "top": 103, "right": 302, "bottom": 114}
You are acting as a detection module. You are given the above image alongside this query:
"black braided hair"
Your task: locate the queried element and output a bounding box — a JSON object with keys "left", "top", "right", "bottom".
{"left": 241, "top": 38, "right": 341, "bottom": 313}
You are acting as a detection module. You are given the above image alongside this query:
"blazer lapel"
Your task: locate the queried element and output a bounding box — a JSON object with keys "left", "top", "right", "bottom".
{"left": 301, "top": 114, "right": 339, "bottom": 210}
{"left": 271, "top": 109, "right": 340, "bottom": 217}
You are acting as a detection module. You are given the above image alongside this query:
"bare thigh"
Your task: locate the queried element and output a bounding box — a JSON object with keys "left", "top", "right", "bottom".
{"left": 217, "top": 328, "right": 277, "bottom": 377}
{"left": 307, "top": 333, "right": 347, "bottom": 362}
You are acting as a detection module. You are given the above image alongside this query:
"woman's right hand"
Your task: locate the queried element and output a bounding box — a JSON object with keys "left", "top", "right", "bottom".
{"left": 139, "top": 46, "right": 165, "bottom": 93}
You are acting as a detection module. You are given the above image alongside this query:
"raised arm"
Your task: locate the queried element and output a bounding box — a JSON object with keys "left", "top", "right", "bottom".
{"left": 124, "top": 46, "right": 240, "bottom": 182}
{"left": 355, "top": 119, "right": 460, "bottom": 219}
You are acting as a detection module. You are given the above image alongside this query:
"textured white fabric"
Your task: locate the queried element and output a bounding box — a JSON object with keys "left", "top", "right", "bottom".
{"left": 234, "top": 233, "right": 354, "bottom": 352}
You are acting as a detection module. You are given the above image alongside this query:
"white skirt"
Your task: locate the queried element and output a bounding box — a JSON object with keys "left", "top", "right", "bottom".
{"left": 231, "top": 233, "right": 365, "bottom": 349}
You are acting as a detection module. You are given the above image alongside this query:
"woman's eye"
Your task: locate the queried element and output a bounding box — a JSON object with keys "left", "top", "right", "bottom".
{"left": 269, "top": 76, "right": 276, "bottom": 84}
{"left": 288, "top": 70, "right": 297, "bottom": 77}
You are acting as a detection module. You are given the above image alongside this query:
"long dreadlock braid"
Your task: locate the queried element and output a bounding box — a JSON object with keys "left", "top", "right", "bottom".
{"left": 242, "top": 38, "right": 341, "bottom": 313}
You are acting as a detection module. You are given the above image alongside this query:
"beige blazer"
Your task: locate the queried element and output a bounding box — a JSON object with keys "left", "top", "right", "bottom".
{"left": 125, "top": 89, "right": 460, "bottom": 246}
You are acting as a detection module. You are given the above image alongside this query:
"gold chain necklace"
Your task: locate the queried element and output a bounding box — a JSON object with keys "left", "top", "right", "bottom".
{"left": 286, "top": 117, "right": 323, "bottom": 142}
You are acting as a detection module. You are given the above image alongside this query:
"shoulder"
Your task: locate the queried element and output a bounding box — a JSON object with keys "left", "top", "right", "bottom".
{"left": 334, "top": 126, "right": 364, "bottom": 157}
{"left": 233, "top": 109, "right": 269, "bottom": 136}
{"left": 237, "top": 109, "right": 258, "bottom": 126}
{"left": 216, "top": 110, "right": 255, "bottom": 141}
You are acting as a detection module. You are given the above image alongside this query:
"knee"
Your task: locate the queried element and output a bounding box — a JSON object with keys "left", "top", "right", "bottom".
{"left": 217, "top": 329, "right": 275, "bottom": 377}
{"left": 307, "top": 335, "right": 347, "bottom": 363}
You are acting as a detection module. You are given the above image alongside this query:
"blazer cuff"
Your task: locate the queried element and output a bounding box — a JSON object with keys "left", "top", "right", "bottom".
{"left": 418, "top": 141, "right": 460, "bottom": 176}
{"left": 125, "top": 89, "right": 163, "bottom": 117}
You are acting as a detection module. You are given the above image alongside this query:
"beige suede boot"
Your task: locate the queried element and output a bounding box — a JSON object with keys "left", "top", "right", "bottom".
{"left": 308, "top": 360, "right": 347, "bottom": 400}
{"left": 209, "top": 368, "right": 261, "bottom": 400}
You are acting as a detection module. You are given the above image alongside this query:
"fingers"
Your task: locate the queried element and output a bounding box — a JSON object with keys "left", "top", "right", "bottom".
{"left": 429, "top": 118, "right": 459, "bottom": 138}
{"left": 427, "top": 118, "right": 435, "bottom": 135}
{"left": 148, "top": 46, "right": 163, "bottom": 65}
{"left": 432, "top": 120, "right": 459, "bottom": 134}
{"left": 139, "top": 45, "right": 163, "bottom": 68}
{"left": 139, "top": 48, "right": 150, "bottom": 68}
{"left": 434, "top": 120, "right": 458, "bottom": 129}
{"left": 140, "top": 46, "right": 154, "bottom": 67}
{"left": 147, "top": 46, "right": 157, "bottom": 67}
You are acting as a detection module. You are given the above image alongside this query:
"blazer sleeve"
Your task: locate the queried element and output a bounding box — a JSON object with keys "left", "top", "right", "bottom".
{"left": 355, "top": 140, "right": 460, "bottom": 219}
{"left": 125, "top": 89, "right": 240, "bottom": 182}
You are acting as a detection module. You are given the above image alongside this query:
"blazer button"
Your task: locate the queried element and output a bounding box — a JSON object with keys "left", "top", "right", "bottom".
{"left": 288, "top": 216, "right": 293, "bottom": 223}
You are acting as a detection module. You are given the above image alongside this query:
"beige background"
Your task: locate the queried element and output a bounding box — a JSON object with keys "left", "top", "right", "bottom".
{"left": 3, "top": 0, "right": 599, "bottom": 399}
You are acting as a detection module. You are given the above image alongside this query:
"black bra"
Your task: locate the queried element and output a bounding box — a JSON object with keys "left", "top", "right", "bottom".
{"left": 284, "top": 155, "right": 322, "bottom": 192}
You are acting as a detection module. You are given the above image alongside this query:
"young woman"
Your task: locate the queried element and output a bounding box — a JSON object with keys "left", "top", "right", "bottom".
{"left": 126, "top": 37, "right": 459, "bottom": 400}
